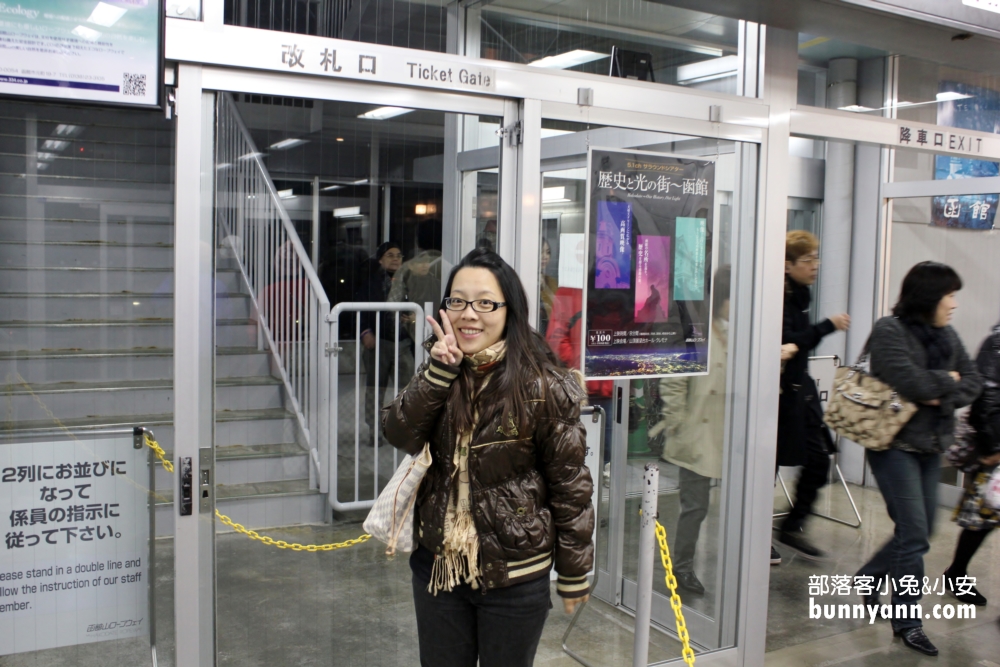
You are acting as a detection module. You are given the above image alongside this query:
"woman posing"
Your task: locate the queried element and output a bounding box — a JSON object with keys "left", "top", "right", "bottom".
{"left": 855, "top": 261, "right": 981, "bottom": 656}
{"left": 383, "top": 248, "right": 594, "bottom": 667}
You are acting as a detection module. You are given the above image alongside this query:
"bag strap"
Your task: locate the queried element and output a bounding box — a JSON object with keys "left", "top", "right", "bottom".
{"left": 853, "top": 335, "right": 872, "bottom": 368}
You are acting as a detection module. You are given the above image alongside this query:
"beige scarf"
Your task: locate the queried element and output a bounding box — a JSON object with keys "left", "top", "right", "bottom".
{"left": 429, "top": 340, "right": 507, "bottom": 595}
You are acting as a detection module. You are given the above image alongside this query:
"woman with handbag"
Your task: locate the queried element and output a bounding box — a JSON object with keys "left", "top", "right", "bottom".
{"left": 942, "top": 322, "right": 1000, "bottom": 607}
{"left": 855, "top": 261, "right": 981, "bottom": 656}
{"left": 382, "top": 248, "right": 594, "bottom": 667}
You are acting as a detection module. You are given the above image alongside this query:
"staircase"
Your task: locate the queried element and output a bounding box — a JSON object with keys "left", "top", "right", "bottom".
{"left": 0, "top": 102, "right": 325, "bottom": 538}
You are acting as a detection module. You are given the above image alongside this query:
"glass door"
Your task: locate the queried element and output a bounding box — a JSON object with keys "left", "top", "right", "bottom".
{"left": 211, "top": 84, "right": 509, "bottom": 665}
{"left": 538, "top": 118, "right": 757, "bottom": 658}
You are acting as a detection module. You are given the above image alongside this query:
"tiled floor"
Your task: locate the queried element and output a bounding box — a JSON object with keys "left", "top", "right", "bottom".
{"left": 3, "top": 468, "right": 997, "bottom": 666}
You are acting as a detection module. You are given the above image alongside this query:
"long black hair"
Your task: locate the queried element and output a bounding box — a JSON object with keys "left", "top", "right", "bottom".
{"left": 892, "top": 261, "right": 963, "bottom": 324}
{"left": 432, "top": 248, "right": 564, "bottom": 435}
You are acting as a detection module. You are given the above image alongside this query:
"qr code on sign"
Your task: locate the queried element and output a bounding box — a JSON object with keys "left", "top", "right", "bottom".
{"left": 123, "top": 73, "right": 146, "bottom": 97}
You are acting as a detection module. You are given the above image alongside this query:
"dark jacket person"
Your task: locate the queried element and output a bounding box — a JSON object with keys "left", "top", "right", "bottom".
{"left": 382, "top": 249, "right": 594, "bottom": 667}
{"left": 775, "top": 231, "right": 849, "bottom": 558}
{"left": 855, "top": 261, "right": 981, "bottom": 657}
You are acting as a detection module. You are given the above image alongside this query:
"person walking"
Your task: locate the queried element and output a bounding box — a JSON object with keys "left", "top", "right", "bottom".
{"left": 942, "top": 321, "right": 1000, "bottom": 608}
{"left": 355, "top": 241, "right": 413, "bottom": 436}
{"left": 382, "top": 248, "right": 594, "bottom": 667}
{"left": 854, "top": 261, "right": 981, "bottom": 656}
{"left": 776, "top": 231, "right": 850, "bottom": 558}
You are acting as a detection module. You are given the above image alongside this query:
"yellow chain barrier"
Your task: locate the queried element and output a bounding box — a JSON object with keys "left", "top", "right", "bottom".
{"left": 142, "top": 430, "right": 371, "bottom": 552}
{"left": 215, "top": 510, "right": 372, "bottom": 552}
{"left": 143, "top": 432, "right": 174, "bottom": 473}
{"left": 655, "top": 519, "right": 697, "bottom": 666}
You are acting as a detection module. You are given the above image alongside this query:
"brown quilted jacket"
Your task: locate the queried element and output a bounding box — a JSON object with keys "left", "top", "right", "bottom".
{"left": 381, "top": 356, "right": 595, "bottom": 598}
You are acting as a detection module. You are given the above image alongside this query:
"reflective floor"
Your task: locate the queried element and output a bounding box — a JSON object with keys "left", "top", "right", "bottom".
{"left": 2, "top": 474, "right": 997, "bottom": 666}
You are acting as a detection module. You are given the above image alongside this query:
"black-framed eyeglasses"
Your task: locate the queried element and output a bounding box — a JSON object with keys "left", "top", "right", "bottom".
{"left": 443, "top": 297, "right": 507, "bottom": 313}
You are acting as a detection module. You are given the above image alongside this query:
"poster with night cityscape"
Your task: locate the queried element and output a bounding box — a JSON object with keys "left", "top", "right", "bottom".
{"left": 583, "top": 148, "right": 716, "bottom": 379}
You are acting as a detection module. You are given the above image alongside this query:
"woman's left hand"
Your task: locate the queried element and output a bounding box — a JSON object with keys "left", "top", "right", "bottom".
{"left": 563, "top": 594, "right": 589, "bottom": 615}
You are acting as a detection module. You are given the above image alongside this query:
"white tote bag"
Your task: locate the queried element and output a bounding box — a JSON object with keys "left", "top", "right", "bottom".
{"left": 363, "top": 444, "right": 432, "bottom": 556}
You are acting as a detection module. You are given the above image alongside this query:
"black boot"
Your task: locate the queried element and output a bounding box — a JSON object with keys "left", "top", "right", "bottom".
{"left": 943, "top": 568, "right": 988, "bottom": 606}
{"left": 675, "top": 572, "right": 705, "bottom": 596}
{"left": 778, "top": 530, "right": 825, "bottom": 559}
{"left": 894, "top": 627, "right": 938, "bottom": 656}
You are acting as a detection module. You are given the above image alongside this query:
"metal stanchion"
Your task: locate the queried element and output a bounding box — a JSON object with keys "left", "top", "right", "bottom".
{"left": 632, "top": 463, "right": 659, "bottom": 667}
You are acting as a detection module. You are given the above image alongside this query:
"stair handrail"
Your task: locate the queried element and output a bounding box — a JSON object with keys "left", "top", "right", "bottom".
{"left": 216, "top": 92, "right": 331, "bottom": 492}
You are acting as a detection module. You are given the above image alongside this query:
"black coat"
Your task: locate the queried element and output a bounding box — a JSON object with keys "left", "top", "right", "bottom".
{"left": 869, "top": 316, "right": 980, "bottom": 453}
{"left": 967, "top": 326, "right": 1000, "bottom": 459}
{"left": 777, "top": 279, "right": 835, "bottom": 467}
{"left": 354, "top": 262, "right": 403, "bottom": 342}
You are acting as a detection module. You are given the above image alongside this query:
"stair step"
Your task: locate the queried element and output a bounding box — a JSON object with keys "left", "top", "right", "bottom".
{"left": 0, "top": 408, "right": 299, "bottom": 448}
{"left": 153, "top": 483, "right": 326, "bottom": 536}
{"left": 153, "top": 443, "right": 310, "bottom": 489}
{"left": 155, "top": 478, "right": 318, "bottom": 505}
{"left": 0, "top": 266, "right": 240, "bottom": 293}
{"left": 2, "top": 376, "right": 284, "bottom": 421}
{"left": 0, "top": 241, "right": 173, "bottom": 268}
{"left": 0, "top": 292, "right": 250, "bottom": 322}
{"left": 0, "top": 319, "right": 259, "bottom": 351}
{"left": 0, "top": 218, "right": 173, "bottom": 244}
{"left": 0, "top": 346, "right": 271, "bottom": 382}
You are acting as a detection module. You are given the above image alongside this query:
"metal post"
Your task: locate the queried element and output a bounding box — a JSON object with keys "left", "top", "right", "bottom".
{"left": 633, "top": 463, "right": 658, "bottom": 667}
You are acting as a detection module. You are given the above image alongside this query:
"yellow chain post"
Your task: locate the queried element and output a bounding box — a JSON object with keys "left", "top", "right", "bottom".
{"left": 143, "top": 432, "right": 174, "bottom": 472}
{"left": 655, "top": 519, "right": 697, "bottom": 666}
{"left": 143, "top": 431, "right": 371, "bottom": 552}
{"left": 214, "top": 510, "right": 372, "bottom": 552}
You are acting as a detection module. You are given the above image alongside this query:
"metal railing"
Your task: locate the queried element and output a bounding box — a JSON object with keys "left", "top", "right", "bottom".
{"left": 326, "top": 302, "right": 426, "bottom": 511}
{"left": 215, "top": 92, "right": 331, "bottom": 487}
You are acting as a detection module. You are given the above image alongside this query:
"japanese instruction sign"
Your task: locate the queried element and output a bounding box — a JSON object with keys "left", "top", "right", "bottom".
{"left": 0, "top": 435, "right": 149, "bottom": 654}
{"left": 0, "top": 1, "right": 162, "bottom": 108}
{"left": 583, "top": 148, "right": 715, "bottom": 379}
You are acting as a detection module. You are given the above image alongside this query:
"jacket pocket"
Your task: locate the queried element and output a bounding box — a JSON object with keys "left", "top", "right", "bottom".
{"left": 495, "top": 499, "right": 554, "bottom": 554}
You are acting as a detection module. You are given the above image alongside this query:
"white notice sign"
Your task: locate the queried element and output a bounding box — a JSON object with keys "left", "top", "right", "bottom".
{"left": 0, "top": 435, "right": 149, "bottom": 654}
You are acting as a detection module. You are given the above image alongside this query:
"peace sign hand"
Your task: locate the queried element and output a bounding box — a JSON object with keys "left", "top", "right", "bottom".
{"left": 427, "top": 311, "right": 464, "bottom": 366}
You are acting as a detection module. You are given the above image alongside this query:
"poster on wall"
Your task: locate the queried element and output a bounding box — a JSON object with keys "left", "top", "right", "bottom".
{"left": 0, "top": 0, "right": 163, "bottom": 108}
{"left": 0, "top": 435, "right": 150, "bottom": 654}
{"left": 582, "top": 148, "right": 715, "bottom": 379}
{"left": 932, "top": 81, "right": 1000, "bottom": 229}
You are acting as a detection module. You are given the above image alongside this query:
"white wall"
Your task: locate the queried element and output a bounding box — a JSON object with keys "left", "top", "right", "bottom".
{"left": 889, "top": 221, "right": 1000, "bottom": 355}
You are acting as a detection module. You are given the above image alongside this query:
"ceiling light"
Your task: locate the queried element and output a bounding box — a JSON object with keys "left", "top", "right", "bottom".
{"left": 333, "top": 206, "right": 362, "bottom": 218}
{"left": 321, "top": 184, "right": 343, "bottom": 192}
{"left": 43, "top": 140, "right": 68, "bottom": 150}
{"left": 269, "top": 138, "right": 308, "bottom": 150}
{"left": 336, "top": 137, "right": 345, "bottom": 142}
{"left": 529, "top": 49, "right": 608, "bottom": 69}
{"left": 87, "top": 2, "right": 127, "bottom": 27}
{"left": 237, "top": 151, "right": 265, "bottom": 161}
{"left": 277, "top": 189, "right": 295, "bottom": 199}
{"left": 53, "top": 124, "right": 80, "bottom": 136}
{"left": 352, "top": 179, "right": 369, "bottom": 185}
{"left": 937, "top": 91, "right": 973, "bottom": 102}
{"left": 36, "top": 162, "right": 49, "bottom": 171}
{"left": 895, "top": 101, "right": 917, "bottom": 107}
{"left": 216, "top": 162, "right": 232, "bottom": 170}
{"left": 415, "top": 204, "right": 428, "bottom": 215}
{"left": 358, "top": 107, "right": 413, "bottom": 120}
{"left": 838, "top": 104, "right": 875, "bottom": 113}
{"left": 72, "top": 25, "right": 101, "bottom": 41}
{"left": 37, "top": 152, "right": 57, "bottom": 161}
{"left": 543, "top": 186, "right": 572, "bottom": 203}
{"left": 676, "top": 55, "right": 739, "bottom": 84}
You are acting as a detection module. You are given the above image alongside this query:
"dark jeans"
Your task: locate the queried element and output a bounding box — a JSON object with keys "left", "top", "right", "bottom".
{"left": 362, "top": 339, "right": 414, "bottom": 429}
{"left": 673, "top": 467, "right": 712, "bottom": 576}
{"left": 856, "top": 448, "right": 941, "bottom": 632}
{"left": 411, "top": 568, "right": 552, "bottom": 667}
{"left": 780, "top": 426, "right": 831, "bottom": 533}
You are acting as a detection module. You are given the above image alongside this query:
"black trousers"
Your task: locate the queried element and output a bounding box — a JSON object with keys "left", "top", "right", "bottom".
{"left": 673, "top": 467, "right": 712, "bottom": 575}
{"left": 780, "top": 426, "right": 831, "bottom": 533}
{"left": 411, "top": 568, "right": 552, "bottom": 667}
